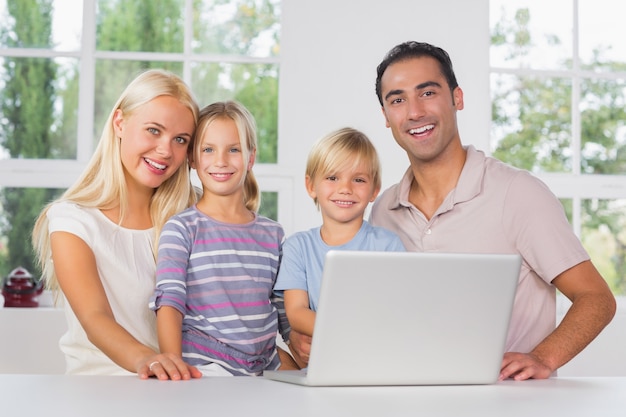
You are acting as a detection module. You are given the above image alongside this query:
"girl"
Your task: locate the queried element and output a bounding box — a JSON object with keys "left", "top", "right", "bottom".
{"left": 32, "top": 69, "right": 202, "bottom": 380}
{"left": 150, "top": 101, "right": 292, "bottom": 376}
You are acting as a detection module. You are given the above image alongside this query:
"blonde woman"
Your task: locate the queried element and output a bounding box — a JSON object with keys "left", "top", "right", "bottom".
{"left": 32, "top": 69, "right": 202, "bottom": 380}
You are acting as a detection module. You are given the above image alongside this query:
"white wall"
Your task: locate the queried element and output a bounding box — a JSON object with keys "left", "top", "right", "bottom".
{"left": 277, "top": 0, "right": 490, "bottom": 235}
{"left": 557, "top": 298, "right": 626, "bottom": 377}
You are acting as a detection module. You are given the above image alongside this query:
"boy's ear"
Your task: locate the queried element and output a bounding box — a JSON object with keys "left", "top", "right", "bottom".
{"left": 370, "top": 185, "right": 381, "bottom": 202}
{"left": 305, "top": 175, "right": 317, "bottom": 200}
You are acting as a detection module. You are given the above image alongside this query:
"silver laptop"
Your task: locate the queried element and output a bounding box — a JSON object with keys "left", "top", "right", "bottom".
{"left": 264, "top": 250, "right": 521, "bottom": 386}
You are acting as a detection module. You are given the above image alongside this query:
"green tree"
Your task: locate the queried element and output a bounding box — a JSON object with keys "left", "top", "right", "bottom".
{"left": 0, "top": 0, "right": 57, "bottom": 278}
{"left": 193, "top": 0, "right": 280, "bottom": 163}
{"left": 94, "top": 0, "right": 184, "bottom": 141}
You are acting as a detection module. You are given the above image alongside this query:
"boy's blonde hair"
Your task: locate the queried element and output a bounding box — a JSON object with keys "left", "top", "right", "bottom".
{"left": 306, "top": 127, "right": 382, "bottom": 208}
{"left": 32, "top": 69, "right": 199, "bottom": 290}
{"left": 192, "top": 100, "right": 260, "bottom": 212}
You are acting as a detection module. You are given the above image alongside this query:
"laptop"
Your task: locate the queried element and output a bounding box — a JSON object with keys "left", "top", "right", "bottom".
{"left": 264, "top": 250, "right": 521, "bottom": 386}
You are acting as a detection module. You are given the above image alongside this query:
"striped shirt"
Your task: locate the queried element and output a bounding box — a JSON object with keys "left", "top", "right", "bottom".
{"left": 150, "top": 206, "right": 285, "bottom": 376}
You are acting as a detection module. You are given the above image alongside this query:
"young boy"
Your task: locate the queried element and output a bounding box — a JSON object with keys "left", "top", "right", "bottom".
{"left": 274, "top": 127, "right": 405, "bottom": 340}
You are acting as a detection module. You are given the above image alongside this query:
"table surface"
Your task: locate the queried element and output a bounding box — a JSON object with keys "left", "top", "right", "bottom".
{"left": 2, "top": 374, "right": 625, "bottom": 417}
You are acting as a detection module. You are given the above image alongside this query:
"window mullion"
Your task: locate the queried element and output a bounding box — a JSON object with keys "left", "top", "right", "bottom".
{"left": 76, "top": 0, "right": 97, "bottom": 163}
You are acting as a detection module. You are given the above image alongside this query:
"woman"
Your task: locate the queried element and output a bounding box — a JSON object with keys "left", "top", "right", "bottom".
{"left": 32, "top": 69, "right": 202, "bottom": 380}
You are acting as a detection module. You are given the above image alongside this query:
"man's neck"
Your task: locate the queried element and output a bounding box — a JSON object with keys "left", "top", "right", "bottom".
{"left": 408, "top": 144, "right": 467, "bottom": 220}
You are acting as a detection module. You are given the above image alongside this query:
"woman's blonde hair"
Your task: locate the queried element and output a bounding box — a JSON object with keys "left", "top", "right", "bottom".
{"left": 32, "top": 69, "right": 199, "bottom": 290}
{"left": 192, "top": 100, "right": 260, "bottom": 212}
{"left": 306, "top": 127, "right": 382, "bottom": 208}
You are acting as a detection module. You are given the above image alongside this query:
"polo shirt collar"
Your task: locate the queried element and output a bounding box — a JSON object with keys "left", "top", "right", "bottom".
{"left": 387, "top": 145, "right": 485, "bottom": 210}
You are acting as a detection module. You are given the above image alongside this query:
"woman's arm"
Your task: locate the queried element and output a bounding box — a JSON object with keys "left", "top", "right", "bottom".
{"left": 50, "top": 231, "right": 200, "bottom": 380}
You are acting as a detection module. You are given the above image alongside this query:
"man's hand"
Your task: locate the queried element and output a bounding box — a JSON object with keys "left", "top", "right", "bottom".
{"left": 288, "top": 329, "right": 312, "bottom": 369}
{"left": 499, "top": 352, "right": 553, "bottom": 381}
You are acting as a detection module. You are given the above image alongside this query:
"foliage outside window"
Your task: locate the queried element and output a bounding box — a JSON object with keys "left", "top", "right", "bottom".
{"left": 0, "top": 0, "right": 281, "bottom": 280}
{"left": 490, "top": 0, "right": 626, "bottom": 295}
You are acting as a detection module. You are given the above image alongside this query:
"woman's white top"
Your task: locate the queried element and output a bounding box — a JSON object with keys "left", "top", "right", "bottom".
{"left": 47, "top": 201, "right": 158, "bottom": 375}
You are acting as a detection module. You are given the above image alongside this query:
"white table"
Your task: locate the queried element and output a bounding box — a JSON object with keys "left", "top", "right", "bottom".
{"left": 2, "top": 374, "right": 624, "bottom": 417}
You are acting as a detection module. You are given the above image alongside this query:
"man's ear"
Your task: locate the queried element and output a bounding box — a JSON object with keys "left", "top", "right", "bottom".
{"left": 453, "top": 86, "right": 464, "bottom": 110}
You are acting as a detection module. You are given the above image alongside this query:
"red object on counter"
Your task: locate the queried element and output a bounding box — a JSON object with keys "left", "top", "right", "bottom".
{"left": 1, "top": 267, "right": 43, "bottom": 307}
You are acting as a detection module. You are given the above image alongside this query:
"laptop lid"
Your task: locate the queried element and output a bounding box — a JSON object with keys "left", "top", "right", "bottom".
{"left": 264, "top": 250, "right": 521, "bottom": 386}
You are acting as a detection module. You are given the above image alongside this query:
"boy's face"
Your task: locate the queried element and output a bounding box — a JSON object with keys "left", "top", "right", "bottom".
{"left": 306, "top": 159, "right": 380, "bottom": 227}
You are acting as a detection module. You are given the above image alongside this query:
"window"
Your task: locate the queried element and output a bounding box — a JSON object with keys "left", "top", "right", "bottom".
{"left": 0, "top": 0, "right": 281, "bottom": 278}
{"left": 490, "top": 0, "right": 626, "bottom": 295}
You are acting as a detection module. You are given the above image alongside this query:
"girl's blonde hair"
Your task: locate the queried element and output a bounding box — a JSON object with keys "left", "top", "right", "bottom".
{"left": 32, "top": 69, "right": 199, "bottom": 290}
{"left": 193, "top": 100, "right": 260, "bottom": 212}
{"left": 306, "top": 127, "right": 382, "bottom": 208}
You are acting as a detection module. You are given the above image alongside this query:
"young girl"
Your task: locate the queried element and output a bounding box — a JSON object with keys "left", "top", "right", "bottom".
{"left": 274, "top": 127, "right": 405, "bottom": 349}
{"left": 32, "top": 69, "right": 202, "bottom": 380}
{"left": 150, "top": 100, "right": 292, "bottom": 376}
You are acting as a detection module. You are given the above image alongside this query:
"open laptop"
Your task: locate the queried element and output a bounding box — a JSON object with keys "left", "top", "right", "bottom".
{"left": 264, "top": 250, "right": 521, "bottom": 386}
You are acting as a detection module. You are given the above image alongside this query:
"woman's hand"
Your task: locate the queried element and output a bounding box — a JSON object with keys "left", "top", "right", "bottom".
{"left": 137, "top": 352, "right": 203, "bottom": 380}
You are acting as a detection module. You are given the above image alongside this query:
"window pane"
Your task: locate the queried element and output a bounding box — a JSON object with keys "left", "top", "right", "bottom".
{"left": 0, "top": 187, "right": 64, "bottom": 280}
{"left": 559, "top": 198, "right": 573, "bottom": 224}
{"left": 96, "top": 0, "right": 184, "bottom": 53}
{"left": 193, "top": 0, "right": 281, "bottom": 57}
{"left": 94, "top": 60, "right": 183, "bottom": 143}
{"left": 0, "top": 57, "right": 79, "bottom": 160}
{"left": 0, "top": 0, "right": 82, "bottom": 50}
{"left": 580, "top": 78, "right": 626, "bottom": 174}
{"left": 579, "top": 0, "right": 626, "bottom": 71}
{"left": 491, "top": 73, "right": 572, "bottom": 172}
{"left": 582, "top": 198, "right": 626, "bottom": 295}
{"left": 191, "top": 62, "right": 278, "bottom": 163}
{"left": 490, "top": 0, "right": 572, "bottom": 70}
{"left": 259, "top": 191, "right": 277, "bottom": 221}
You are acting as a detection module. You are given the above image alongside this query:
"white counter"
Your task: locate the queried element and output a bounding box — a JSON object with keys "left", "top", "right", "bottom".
{"left": 0, "top": 307, "right": 66, "bottom": 374}
{"left": 1, "top": 374, "right": 625, "bottom": 417}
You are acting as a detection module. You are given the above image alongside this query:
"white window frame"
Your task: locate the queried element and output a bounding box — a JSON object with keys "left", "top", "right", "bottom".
{"left": 489, "top": 0, "right": 626, "bottom": 306}
{"left": 0, "top": 0, "right": 288, "bottom": 225}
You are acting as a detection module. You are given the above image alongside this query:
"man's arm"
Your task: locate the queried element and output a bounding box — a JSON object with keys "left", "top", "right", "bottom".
{"left": 500, "top": 260, "right": 616, "bottom": 380}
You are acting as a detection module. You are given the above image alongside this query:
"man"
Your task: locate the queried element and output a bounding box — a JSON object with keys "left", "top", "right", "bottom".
{"left": 369, "top": 41, "right": 616, "bottom": 381}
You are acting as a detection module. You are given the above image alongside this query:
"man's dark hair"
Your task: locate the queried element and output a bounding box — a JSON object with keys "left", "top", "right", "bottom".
{"left": 375, "top": 41, "right": 459, "bottom": 105}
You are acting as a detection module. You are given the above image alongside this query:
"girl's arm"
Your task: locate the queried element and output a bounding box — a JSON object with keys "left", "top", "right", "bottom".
{"left": 156, "top": 306, "right": 183, "bottom": 356}
{"left": 50, "top": 232, "right": 200, "bottom": 380}
{"left": 284, "top": 289, "right": 316, "bottom": 337}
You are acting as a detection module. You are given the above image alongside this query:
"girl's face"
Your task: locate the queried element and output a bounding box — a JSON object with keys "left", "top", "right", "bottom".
{"left": 191, "top": 117, "right": 255, "bottom": 200}
{"left": 113, "top": 95, "right": 194, "bottom": 193}
{"left": 306, "top": 159, "right": 380, "bottom": 227}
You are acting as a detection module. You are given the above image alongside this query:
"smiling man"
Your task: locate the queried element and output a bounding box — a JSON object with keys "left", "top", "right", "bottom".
{"left": 369, "top": 41, "right": 616, "bottom": 381}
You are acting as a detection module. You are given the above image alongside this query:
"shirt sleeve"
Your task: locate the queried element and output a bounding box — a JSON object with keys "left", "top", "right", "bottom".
{"left": 47, "top": 202, "right": 92, "bottom": 247}
{"left": 503, "top": 171, "right": 589, "bottom": 283}
{"left": 149, "top": 217, "right": 191, "bottom": 315}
